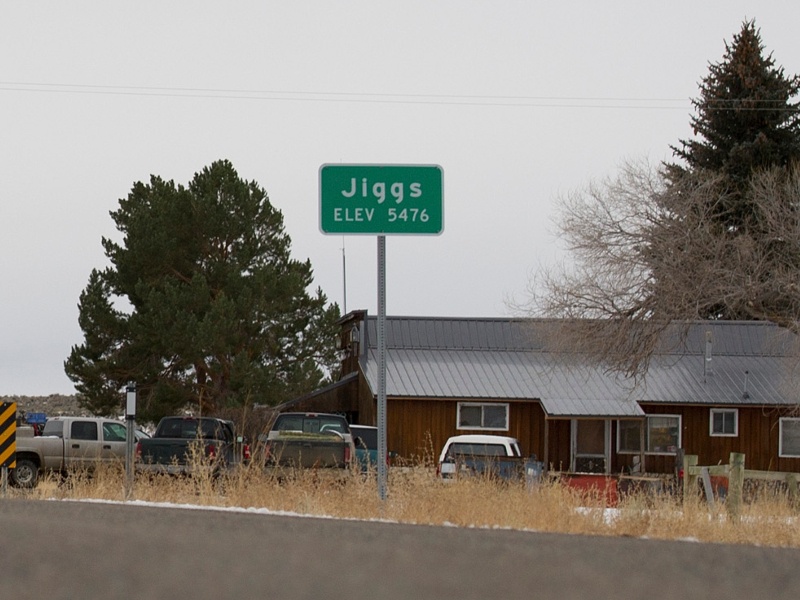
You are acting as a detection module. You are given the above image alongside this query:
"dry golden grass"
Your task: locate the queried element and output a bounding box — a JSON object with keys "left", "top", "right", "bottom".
{"left": 9, "top": 461, "right": 800, "bottom": 548}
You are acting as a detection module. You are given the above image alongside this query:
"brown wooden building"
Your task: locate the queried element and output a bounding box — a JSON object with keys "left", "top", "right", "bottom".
{"left": 281, "top": 311, "right": 800, "bottom": 475}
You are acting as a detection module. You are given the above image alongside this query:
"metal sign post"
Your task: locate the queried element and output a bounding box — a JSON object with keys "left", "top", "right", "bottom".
{"left": 125, "top": 383, "right": 137, "bottom": 500}
{"left": 377, "top": 236, "right": 387, "bottom": 501}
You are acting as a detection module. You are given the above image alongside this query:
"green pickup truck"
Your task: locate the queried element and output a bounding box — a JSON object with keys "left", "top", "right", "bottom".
{"left": 136, "top": 416, "right": 249, "bottom": 475}
{"left": 259, "top": 412, "right": 356, "bottom": 476}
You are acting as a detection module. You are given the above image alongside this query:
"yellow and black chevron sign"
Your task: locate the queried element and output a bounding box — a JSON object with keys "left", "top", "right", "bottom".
{"left": 0, "top": 402, "right": 16, "bottom": 469}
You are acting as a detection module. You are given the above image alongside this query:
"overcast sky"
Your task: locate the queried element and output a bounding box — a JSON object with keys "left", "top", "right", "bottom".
{"left": 2, "top": 2, "right": 799, "bottom": 396}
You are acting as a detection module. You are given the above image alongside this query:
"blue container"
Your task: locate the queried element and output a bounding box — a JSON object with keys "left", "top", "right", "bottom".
{"left": 25, "top": 412, "right": 47, "bottom": 424}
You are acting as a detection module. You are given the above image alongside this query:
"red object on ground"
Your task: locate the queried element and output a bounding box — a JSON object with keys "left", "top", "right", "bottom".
{"left": 563, "top": 474, "right": 619, "bottom": 507}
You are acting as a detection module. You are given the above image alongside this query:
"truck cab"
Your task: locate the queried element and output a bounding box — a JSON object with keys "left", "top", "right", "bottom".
{"left": 437, "top": 434, "right": 533, "bottom": 480}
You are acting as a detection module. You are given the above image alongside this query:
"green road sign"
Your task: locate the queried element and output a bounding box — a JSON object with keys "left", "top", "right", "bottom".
{"left": 319, "top": 164, "right": 443, "bottom": 235}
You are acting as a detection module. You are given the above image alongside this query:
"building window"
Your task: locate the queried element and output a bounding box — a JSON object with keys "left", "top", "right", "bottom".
{"left": 457, "top": 402, "right": 509, "bottom": 431}
{"left": 617, "top": 420, "right": 642, "bottom": 454}
{"left": 617, "top": 415, "right": 681, "bottom": 455}
{"left": 779, "top": 418, "right": 800, "bottom": 458}
{"left": 710, "top": 409, "right": 738, "bottom": 437}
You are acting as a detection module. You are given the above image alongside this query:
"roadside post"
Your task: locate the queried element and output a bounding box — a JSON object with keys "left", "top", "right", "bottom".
{"left": 1, "top": 402, "right": 17, "bottom": 497}
{"left": 125, "top": 383, "right": 137, "bottom": 500}
{"left": 320, "top": 164, "right": 444, "bottom": 501}
{"left": 377, "top": 235, "right": 387, "bottom": 501}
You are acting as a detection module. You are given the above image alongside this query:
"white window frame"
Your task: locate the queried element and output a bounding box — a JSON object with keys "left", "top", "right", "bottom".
{"left": 779, "top": 418, "right": 800, "bottom": 458}
{"left": 616, "top": 415, "right": 682, "bottom": 456}
{"left": 709, "top": 408, "right": 738, "bottom": 437}
{"left": 456, "top": 402, "right": 509, "bottom": 431}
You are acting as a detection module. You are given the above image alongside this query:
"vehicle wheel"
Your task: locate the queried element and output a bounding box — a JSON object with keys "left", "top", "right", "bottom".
{"left": 11, "top": 458, "right": 39, "bottom": 488}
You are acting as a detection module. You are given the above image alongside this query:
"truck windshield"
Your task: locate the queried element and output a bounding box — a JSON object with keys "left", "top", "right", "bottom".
{"left": 447, "top": 443, "right": 507, "bottom": 458}
{"left": 275, "top": 415, "right": 347, "bottom": 435}
{"left": 157, "top": 418, "right": 230, "bottom": 441}
{"left": 351, "top": 427, "right": 378, "bottom": 449}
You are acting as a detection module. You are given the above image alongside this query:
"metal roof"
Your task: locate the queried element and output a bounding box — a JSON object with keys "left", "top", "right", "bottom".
{"left": 358, "top": 317, "right": 800, "bottom": 416}
{"left": 640, "top": 354, "right": 798, "bottom": 405}
{"left": 362, "top": 348, "right": 644, "bottom": 417}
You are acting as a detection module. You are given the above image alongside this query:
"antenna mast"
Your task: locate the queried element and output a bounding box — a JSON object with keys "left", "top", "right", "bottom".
{"left": 342, "top": 237, "right": 347, "bottom": 314}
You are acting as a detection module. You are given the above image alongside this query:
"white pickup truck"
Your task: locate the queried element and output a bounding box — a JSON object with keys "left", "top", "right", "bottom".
{"left": 11, "top": 416, "right": 142, "bottom": 488}
{"left": 436, "top": 434, "right": 543, "bottom": 482}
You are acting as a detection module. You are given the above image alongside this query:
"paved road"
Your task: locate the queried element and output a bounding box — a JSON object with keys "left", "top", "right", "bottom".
{"left": 2, "top": 498, "right": 799, "bottom": 600}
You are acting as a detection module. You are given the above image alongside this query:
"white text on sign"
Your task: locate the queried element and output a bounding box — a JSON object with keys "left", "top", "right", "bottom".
{"left": 340, "top": 178, "right": 422, "bottom": 204}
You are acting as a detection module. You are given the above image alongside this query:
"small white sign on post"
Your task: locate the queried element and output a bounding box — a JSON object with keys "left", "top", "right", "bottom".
{"left": 126, "top": 383, "right": 137, "bottom": 417}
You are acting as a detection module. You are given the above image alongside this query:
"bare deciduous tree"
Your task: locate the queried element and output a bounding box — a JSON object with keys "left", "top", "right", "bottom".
{"left": 527, "top": 160, "right": 800, "bottom": 378}
{"left": 523, "top": 22, "right": 800, "bottom": 380}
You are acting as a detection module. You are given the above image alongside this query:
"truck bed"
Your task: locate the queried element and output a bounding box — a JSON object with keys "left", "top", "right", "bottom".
{"left": 263, "top": 431, "right": 348, "bottom": 469}
{"left": 451, "top": 454, "right": 539, "bottom": 481}
{"left": 137, "top": 438, "right": 212, "bottom": 470}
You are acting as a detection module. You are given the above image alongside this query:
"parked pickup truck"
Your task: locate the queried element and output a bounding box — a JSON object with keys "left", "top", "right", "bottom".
{"left": 436, "top": 434, "right": 543, "bottom": 482}
{"left": 136, "top": 416, "right": 249, "bottom": 475}
{"left": 259, "top": 412, "right": 355, "bottom": 476}
{"left": 349, "top": 424, "right": 398, "bottom": 473}
{"left": 350, "top": 424, "right": 380, "bottom": 473}
{"left": 11, "top": 416, "right": 141, "bottom": 488}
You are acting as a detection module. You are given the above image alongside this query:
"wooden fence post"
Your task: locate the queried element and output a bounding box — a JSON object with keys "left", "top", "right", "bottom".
{"left": 786, "top": 473, "right": 798, "bottom": 506}
{"left": 700, "top": 467, "right": 715, "bottom": 508}
{"left": 683, "top": 454, "right": 698, "bottom": 504}
{"left": 727, "top": 452, "right": 745, "bottom": 521}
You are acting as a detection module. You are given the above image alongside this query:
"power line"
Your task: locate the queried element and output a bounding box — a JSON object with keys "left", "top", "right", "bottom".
{"left": 0, "top": 80, "right": 689, "bottom": 102}
{"left": 0, "top": 80, "right": 796, "bottom": 111}
{"left": 0, "top": 80, "right": 691, "bottom": 109}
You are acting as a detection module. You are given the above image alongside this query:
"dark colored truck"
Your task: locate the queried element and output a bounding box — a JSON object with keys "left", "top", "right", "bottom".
{"left": 136, "top": 416, "right": 249, "bottom": 475}
{"left": 350, "top": 424, "right": 380, "bottom": 473}
{"left": 259, "top": 412, "right": 355, "bottom": 476}
{"left": 350, "top": 424, "right": 398, "bottom": 473}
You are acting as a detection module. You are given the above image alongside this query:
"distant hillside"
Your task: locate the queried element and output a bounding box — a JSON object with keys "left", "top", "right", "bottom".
{"left": 1, "top": 394, "right": 91, "bottom": 419}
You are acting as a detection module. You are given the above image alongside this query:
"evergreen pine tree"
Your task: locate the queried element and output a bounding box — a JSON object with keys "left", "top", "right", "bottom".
{"left": 65, "top": 160, "right": 340, "bottom": 422}
{"left": 668, "top": 20, "right": 800, "bottom": 229}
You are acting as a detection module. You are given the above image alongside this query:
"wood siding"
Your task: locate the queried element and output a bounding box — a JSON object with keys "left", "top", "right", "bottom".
{"left": 358, "top": 396, "right": 549, "bottom": 463}
{"left": 544, "top": 419, "right": 572, "bottom": 472}
{"left": 613, "top": 404, "right": 800, "bottom": 474}
{"left": 365, "top": 396, "right": 800, "bottom": 474}
{"left": 356, "top": 368, "right": 376, "bottom": 426}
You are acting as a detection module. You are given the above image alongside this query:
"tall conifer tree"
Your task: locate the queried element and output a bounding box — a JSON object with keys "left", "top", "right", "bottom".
{"left": 668, "top": 20, "right": 800, "bottom": 229}
{"left": 65, "top": 160, "right": 340, "bottom": 422}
